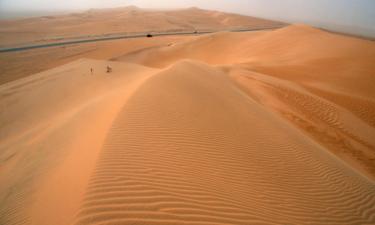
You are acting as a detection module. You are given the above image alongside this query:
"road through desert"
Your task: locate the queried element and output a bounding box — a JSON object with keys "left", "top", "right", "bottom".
{"left": 0, "top": 7, "right": 375, "bottom": 225}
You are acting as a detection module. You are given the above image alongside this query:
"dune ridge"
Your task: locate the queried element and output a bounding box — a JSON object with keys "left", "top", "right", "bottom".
{"left": 72, "top": 60, "right": 375, "bottom": 225}
{"left": 115, "top": 24, "right": 375, "bottom": 179}
{"left": 0, "top": 24, "right": 375, "bottom": 224}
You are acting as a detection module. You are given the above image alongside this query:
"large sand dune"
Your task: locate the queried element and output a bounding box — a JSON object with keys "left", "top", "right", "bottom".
{"left": 1, "top": 24, "right": 375, "bottom": 225}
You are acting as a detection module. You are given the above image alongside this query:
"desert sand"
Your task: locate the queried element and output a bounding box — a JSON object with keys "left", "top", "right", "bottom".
{"left": 0, "top": 6, "right": 284, "bottom": 47}
{"left": 0, "top": 8, "right": 375, "bottom": 225}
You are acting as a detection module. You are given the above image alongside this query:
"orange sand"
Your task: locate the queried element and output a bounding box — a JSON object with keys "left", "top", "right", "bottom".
{"left": 0, "top": 6, "right": 284, "bottom": 47}
{"left": 0, "top": 10, "right": 374, "bottom": 225}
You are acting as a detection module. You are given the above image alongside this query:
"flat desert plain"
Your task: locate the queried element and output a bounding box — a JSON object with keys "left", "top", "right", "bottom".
{"left": 0, "top": 7, "right": 375, "bottom": 225}
{"left": 0, "top": 6, "right": 285, "bottom": 47}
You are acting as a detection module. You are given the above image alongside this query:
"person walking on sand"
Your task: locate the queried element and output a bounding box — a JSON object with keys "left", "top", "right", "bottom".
{"left": 106, "top": 66, "right": 112, "bottom": 73}
{"left": 90, "top": 68, "right": 93, "bottom": 75}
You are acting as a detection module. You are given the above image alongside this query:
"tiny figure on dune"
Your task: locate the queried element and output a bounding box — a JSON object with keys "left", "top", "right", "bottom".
{"left": 106, "top": 66, "right": 112, "bottom": 73}
{"left": 90, "top": 68, "right": 93, "bottom": 75}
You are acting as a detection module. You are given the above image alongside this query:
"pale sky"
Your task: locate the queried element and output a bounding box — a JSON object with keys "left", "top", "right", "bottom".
{"left": 0, "top": 0, "right": 374, "bottom": 37}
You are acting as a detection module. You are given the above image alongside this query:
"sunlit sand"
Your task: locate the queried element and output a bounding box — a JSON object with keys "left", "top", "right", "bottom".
{"left": 0, "top": 7, "right": 375, "bottom": 225}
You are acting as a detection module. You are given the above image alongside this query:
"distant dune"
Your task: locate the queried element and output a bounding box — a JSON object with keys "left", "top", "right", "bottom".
{"left": 0, "top": 6, "right": 285, "bottom": 47}
{"left": 0, "top": 12, "right": 375, "bottom": 225}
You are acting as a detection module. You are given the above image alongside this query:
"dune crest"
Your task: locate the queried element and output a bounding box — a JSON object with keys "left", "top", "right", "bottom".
{"left": 1, "top": 24, "right": 375, "bottom": 224}
{"left": 114, "top": 26, "right": 375, "bottom": 178}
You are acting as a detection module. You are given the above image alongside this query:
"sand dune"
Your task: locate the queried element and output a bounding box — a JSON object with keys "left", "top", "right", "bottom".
{"left": 1, "top": 24, "right": 375, "bottom": 224}
{"left": 73, "top": 60, "right": 375, "bottom": 225}
{"left": 116, "top": 24, "right": 375, "bottom": 178}
{"left": 0, "top": 59, "right": 160, "bottom": 225}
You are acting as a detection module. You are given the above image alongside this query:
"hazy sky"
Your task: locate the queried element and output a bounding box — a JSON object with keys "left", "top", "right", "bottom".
{"left": 1, "top": 0, "right": 374, "bottom": 36}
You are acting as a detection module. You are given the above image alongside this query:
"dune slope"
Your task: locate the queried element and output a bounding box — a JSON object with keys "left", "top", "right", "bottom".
{"left": 73, "top": 60, "right": 375, "bottom": 225}
{"left": 117, "top": 24, "right": 375, "bottom": 179}
{"left": 0, "top": 25, "right": 375, "bottom": 225}
{"left": 0, "top": 59, "right": 159, "bottom": 225}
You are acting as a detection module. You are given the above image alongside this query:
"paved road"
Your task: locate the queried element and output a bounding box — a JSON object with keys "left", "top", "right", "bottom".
{"left": 0, "top": 27, "right": 283, "bottom": 53}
